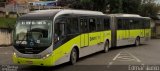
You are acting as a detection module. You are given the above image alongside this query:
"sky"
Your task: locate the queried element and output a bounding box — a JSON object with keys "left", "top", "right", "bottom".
{"left": 155, "top": 0, "right": 160, "bottom": 4}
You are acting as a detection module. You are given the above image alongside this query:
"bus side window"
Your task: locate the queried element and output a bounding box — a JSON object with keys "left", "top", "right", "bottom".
{"left": 124, "top": 19, "right": 130, "bottom": 30}
{"left": 117, "top": 19, "right": 124, "bottom": 30}
{"left": 144, "top": 20, "right": 150, "bottom": 29}
{"left": 132, "top": 19, "right": 141, "bottom": 29}
{"left": 129, "top": 19, "right": 133, "bottom": 29}
{"left": 66, "top": 18, "right": 79, "bottom": 34}
{"left": 96, "top": 18, "right": 101, "bottom": 31}
{"left": 104, "top": 18, "right": 110, "bottom": 30}
{"left": 89, "top": 18, "right": 96, "bottom": 32}
{"left": 54, "top": 18, "right": 66, "bottom": 43}
{"left": 80, "top": 18, "right": 88, "bottom": 33}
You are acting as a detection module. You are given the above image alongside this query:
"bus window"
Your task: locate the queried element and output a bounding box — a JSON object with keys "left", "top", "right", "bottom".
{"left": 96, "top": 18, "right": 101, "bottom": 31}
{"left": 132, "top": 19, "right": 141, "bottom": 29}
{"left": 54, "top": 18, "right": 66, "bottom": 43}
{"left": 129, "top": 19, "right": 134, "bottom": 29}
{"left": 89, "top": 18, "right": 96, "bottom": 32}
{"left": 124, "top": 19, "right": 130, "bottom": 30}
{"left": 144, "top": 20, "right": 150, "bottom": 29}
{"left": 66, "top": 18, "right": 79, "bottom": 34}
{"left": 117, "top": 19, "right": 124, "bottom": 30}
{"left": 96, "top": 18, "right": 104, "bottom": 31}
{"left": 104, "top": 18, "right": 110, "bottom": 30}
{"left": 80, "top": 18, "right": 88, "bottom": 33}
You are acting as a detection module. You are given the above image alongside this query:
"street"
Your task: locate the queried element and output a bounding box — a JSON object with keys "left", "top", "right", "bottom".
{"left": 0, "top": 39, "right": 160, "bottom": 71}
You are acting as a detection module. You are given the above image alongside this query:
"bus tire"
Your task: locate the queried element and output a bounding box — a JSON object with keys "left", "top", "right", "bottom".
{"left": 70, "top": 48, "right": 78, "bottom": 65}
{"left": 103, "top": 41, "right": 109, "bottom": 53}
{"left": 135, "top": 37, "right": 140, "bottom": 46}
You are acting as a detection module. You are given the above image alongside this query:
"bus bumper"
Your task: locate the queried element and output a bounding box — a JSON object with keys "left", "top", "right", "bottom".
{"left": 12, "top": 54, "right": 55, "bottom": 66}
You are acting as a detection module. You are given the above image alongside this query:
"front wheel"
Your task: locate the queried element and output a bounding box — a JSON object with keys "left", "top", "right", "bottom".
{"left": 70, "top": 48, "right": 78, "bottom": 65}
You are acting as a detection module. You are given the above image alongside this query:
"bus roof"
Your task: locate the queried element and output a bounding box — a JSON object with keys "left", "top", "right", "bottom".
{"left": 107, "top": 14, "right": 142, "bottom": 18}
{"left": 19, "top": 9, "right": 104, "bottom": 20}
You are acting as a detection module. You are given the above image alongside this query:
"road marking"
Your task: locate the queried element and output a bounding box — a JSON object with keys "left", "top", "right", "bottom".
{"left": 126, "top": 51, "right": 141, "bottom": 62}
{"left": 117, "top": 59, "right": 136, "bottom": 61}
{"left": 113, "top": 52, "right": 121, "bottom": 61}
{"left": 108, "top": 62, "right": 113, "bottom": 65}
{"left": 141, "top": 64, "right": 145, "bottom": 65}
{"left": 112, "top": 51, "right": 141, "bottom": 62}
{"left": 107, "top": 62, "right": 114, "bottom": 68}
{"left": 117, "top": 56, "right": 136, "bottom": 60}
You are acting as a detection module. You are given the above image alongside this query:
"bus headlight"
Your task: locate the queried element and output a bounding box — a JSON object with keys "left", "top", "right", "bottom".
{"left": 42, "top": 54, "right": 51, "bottom": 59}
{"left": 13, "top": 52, "right": 16, "bottom": 56}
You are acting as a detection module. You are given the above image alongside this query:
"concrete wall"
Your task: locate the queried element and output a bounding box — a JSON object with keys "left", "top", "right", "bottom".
{"left": 0, "top": 29, "right": 12, "bottom": 46}
{"left": 156, "top": 26, "right": 160, "bottom": 36}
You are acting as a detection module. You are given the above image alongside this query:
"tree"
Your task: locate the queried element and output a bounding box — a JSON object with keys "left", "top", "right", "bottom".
{"left": 109, "top": 0, "right": 142, "bottom": 14}
{"left": 57, "top": 0, "right": 109, "bottom": 13}
{"left": 109, "top": 0, "right": 123, "bottom": 13}
{"left": 122, "top": 0, "right": 142, "bottom": 14}
{"left": 57, "top": 0, "right": 160, "bottom": 17}
{"left": 92, "top": 0, "right": 109, "bottom": 12}
{"left": 57, "top": 0, "right": 77, "bottom": 7}
{"left": 68, "top": 0, "right": 83, "bottom": 9}
{"left": 139, "top": 0, "right": 160, "bottom": 19}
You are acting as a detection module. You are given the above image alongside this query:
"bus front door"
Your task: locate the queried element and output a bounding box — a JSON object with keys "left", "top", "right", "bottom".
{"left": 80, "top": 18, "right": 89, "bottom": 47}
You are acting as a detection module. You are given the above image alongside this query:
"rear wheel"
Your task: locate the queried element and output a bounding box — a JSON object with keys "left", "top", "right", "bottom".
{"left": 135, "top": 37, "right": 140, "bottom": 46}
{"left": 103, "top": 41, "right": 109, "bottom": 53}
{"left": 70, "top": 48, "right": 78, "bottom": 65}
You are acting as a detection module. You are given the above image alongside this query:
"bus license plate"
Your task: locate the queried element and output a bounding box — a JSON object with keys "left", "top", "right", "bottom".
{"left": 26, "top": 61, "right": 33, "bottom": 64}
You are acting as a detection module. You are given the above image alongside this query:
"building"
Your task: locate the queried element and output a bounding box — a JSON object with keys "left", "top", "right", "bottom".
{"left": 152, "top": 13, "right": 160, "bottom": 38}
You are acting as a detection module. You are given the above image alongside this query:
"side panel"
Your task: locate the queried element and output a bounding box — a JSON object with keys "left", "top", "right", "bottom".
{"left": 80, "top": 34, "right": 89, "bottom": 47}
{"left": 89, "top": 32, "right": 100, "bottom": 46}
{"left": 79, "top": 30, "right": 111, "bottom": 57}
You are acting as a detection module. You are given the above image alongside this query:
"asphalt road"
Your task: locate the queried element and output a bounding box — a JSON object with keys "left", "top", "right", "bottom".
{"left": 0, "top": 39, "right": 160, "bottom": 71}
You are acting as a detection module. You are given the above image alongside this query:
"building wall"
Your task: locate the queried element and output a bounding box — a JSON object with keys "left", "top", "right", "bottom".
{"left": 15, "top": 0, "right": 39, "bottom": 4}
{"left": 156, "top": 26, "right": 160, "bottom": 36}
{"left": 153, "top": 20, "right": 160, "bottom": 38}
{"left": 8, "top": 0, "right": 39, "bottom": 4}
{"left": 0, "top": 29, "right": 12, "bottom": 46}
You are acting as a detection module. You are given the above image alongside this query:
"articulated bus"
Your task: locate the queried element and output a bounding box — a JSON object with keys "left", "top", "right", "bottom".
{"left": 12, "top": 9, "right": 151, "bottom": 66}
{"left": 108, "top": 14, "right": 151, "bottom": 47}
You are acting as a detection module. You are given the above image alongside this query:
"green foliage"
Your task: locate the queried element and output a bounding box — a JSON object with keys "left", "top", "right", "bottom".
{"left": 0, "top": 17, "right": 16, "bottom": 29}
{"left": 122, "top": 0, "right": 142, "bottom": 14}
{"left": 109, "top": 0, "right": 142, "bottom": 13}
{"left": 58, "top": 0, "right": 160, "bottom": 18}
{"left": 58, "top": 0, "right": 108, "bottom": 12}
{"left": 139, "top": 0, "right": 160, "bottom": 19}
{"left": 92, "top": 0, "right": 109, "bottom": 12}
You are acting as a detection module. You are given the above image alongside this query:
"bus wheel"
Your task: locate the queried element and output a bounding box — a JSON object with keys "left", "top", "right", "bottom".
{"left": 70, "top": 48, "right": 78, "bottom": 65}
{"left": 135, "top": 37, "right": 140, "bottom": 46}
{"left": 103, "top": 41, "right": 109, "bottom": 53}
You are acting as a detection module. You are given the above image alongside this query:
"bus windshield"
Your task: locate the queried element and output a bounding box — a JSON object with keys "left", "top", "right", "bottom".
{"left": 15, "top": 20, "right": 52, "bottom": 47}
